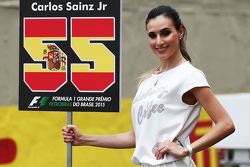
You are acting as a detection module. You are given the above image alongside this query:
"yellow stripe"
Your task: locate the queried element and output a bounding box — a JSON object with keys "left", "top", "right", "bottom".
{"left": 195, "top": 127, "right": 211, "bottom": 136}
{"left": 24, "top": 37, "right": 67, "bottom": 72}
{"left": 196, "top": 151, "right": 204, "bottom": 167}
{"left": 24, "top": 37, "right": 66, "bottom": 60}
{"left": 71, "top": 37, "right": 114, "bottom": 72}
{"left": 210, "top": 147, "right": 219, "bottom": 167}
{"left": 199, "top": 108, "right": 211, "bottom": 121}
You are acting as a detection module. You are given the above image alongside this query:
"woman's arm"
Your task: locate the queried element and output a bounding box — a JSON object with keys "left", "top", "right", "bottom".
{"left": 187, "top": 87, "right": 235, "bottom": 153}
{"left": 155, "top": 87, "right": 235, "bottom": 159}
{"left": 62, "top": 125, "right": 136, "bottom": 149}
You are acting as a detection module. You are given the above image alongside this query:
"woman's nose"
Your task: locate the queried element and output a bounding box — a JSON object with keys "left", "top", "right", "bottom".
{"left": 156, "top": 35, "right": 164, "bottom": 45}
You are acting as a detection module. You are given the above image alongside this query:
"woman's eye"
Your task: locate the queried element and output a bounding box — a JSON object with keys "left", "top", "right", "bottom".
{"left": 148, "top": 32, "right": 157, "bottom": 39}
{"left": 161, "top": 30, "right": 171, "bottom": 36}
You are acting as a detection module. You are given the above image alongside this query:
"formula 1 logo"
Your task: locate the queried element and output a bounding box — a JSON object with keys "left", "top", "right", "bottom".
{"left": 28, "top": 96, "right": 49, "bottom": 108}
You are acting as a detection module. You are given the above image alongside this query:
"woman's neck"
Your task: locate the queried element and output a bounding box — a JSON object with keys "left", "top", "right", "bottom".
{"left": 156, "top": 54, "right": 186, "bottom": 74}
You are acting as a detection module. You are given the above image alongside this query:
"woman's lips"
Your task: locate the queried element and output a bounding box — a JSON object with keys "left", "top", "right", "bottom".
{"left": 155, "top": 46, "right": 168, "bottom": 54}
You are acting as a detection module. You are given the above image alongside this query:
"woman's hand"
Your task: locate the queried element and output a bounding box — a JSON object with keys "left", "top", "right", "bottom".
{"left": 62, "top": 125, "right": 84, "bottom": 146}
{"left": 154, "top": 140, "right": 188, "bottom": 160}
{"left": 62, "top": 126, "right": 135, "bottom": 148}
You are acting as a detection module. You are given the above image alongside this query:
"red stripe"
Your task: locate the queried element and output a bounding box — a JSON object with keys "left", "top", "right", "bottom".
{"left": 190, "top": 120, "right": 214, "bottom": 167}
{"left": 196, "top": 121, "right": 213, "bottom": 127}
{"left": 72, "top": 18, "right": 114, "bottom": 37}
{"left": 25, "top": 72, "right": 66, "bottom": 91}
{"left": 203, "top": 150, "right": 211, "bottom": 167}
{"left": 25, "top": 18, "right": 66, "bottom": 37}
{"left": 0, "top": 138, "right": 17, "bottom": 164}
{"left": 190, "top": 120, "right": 213, "bottom": 142}
{"left": 72, "top": 72, "right": 114, "bottom": 91}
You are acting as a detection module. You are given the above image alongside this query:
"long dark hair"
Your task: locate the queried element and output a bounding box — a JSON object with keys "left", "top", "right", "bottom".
{"left": 145, "top": 5, "right": 191, "bottom": 62}
{"left": 138, "top": 5, "right": 191, "bottom": 86}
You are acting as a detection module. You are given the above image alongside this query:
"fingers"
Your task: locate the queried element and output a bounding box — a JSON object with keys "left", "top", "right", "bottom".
{"left": 63, "top": 135, "right": 74, "bottom": 143}
{"left": 62, "top": 131, "right": 74, "bottom": 143}
{"left": 61, "top": 125, "right": 77, "bottom": 133}
{"left": 155, "top": 140, "right": 185, "bottom": 160}
{"left": 62, "top": 131, "right": 74, "bottom": 137}
{"left": 62, "top": 125, "right": 77, "bottom": 143}
{"left": 155, "top": 140, "right": 171, "bottom": 160}
{"left": 155, "top": 149, "right": 164, "bottom": 160}
{"left": 155, "top": 146, "right": 168, "bottom": 160}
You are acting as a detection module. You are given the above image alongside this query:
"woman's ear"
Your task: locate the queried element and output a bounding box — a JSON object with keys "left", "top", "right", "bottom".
{"left": 178, "top": 25, "right": 185, "bottom": 40}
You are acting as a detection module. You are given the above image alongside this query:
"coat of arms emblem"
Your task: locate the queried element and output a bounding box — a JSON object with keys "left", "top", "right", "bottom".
{"left": 43, "top": 44, "right": 66, "bottom": 70}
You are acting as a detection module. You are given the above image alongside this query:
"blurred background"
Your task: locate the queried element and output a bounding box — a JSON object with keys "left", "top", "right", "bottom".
{"left": 0, "top": 0, "right": 250, "bottom": 166}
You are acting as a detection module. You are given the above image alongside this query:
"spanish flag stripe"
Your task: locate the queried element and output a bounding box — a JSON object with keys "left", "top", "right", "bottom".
{"left": 204, "top": 150, "right": 211, "bottom": 167}
{"left": 196, "top": 121, "right": 213, "bottom": 127}
{"left": 72, "top": 18, "right": 114, "bottom": 37}
{"left": 210, "top": 148, "right": 219, "bottom": 167}
{"left": 197, "top": 152, "right": 204, "bottom": 167}
{"left": 25, "top": 72, "right": 66, "bottom": 91}
{"left": 24, "top": 18, "right": 66, "bottom": 37}
{"left": 72, "top": 72, "right": 114, "bottom": 91}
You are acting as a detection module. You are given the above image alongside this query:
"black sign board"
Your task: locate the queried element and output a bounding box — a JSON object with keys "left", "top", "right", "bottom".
{"left": 19, "top": 0, "right": 121, "bottom": 112}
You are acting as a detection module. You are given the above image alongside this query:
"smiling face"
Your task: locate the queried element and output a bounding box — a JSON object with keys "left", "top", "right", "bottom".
{"left": 146, "top": 14, "right": 184, "bottom": 62}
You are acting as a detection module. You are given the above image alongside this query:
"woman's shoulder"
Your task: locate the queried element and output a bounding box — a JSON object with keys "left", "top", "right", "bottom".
{"left": 184, "top": 62, "right": 206, "bottom": 76}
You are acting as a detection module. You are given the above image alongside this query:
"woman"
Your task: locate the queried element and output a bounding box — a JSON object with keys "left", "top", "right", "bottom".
{"left": 62, "top": 5, "right": 235, "bottom": 167}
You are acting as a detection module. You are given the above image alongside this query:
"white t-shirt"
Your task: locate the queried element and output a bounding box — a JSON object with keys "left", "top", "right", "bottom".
{"left": 131, "top": 61, "right": 210, "bottom": 165}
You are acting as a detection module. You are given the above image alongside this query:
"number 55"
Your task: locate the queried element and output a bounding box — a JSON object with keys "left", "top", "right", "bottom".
{"left": 23, "top": 17, "right": 116, "bottom": 92}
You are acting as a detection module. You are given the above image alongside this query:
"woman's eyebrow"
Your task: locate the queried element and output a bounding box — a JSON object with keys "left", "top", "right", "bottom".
{"left": 160, "top": 27, "right": 171, "bottom": 33}
{"left": 147, "top": 27, "right": 171, "bottom": 34}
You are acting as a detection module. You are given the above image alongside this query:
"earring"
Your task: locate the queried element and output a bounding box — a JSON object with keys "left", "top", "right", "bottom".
{"left": 180, "top": 34, "right": 183, "bottom": 40}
